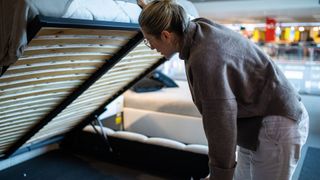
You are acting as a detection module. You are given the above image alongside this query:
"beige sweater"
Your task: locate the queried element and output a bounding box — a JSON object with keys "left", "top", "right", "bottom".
{"left": 179, "top": 18, "right": 302, "bottom": 180}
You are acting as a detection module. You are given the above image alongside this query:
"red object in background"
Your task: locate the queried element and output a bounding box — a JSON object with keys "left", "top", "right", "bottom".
{"left": 265, "top": 17, "right": 276, "bottom": 42}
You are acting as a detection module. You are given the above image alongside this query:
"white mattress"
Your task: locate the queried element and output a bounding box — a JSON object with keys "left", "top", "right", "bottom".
{"left": 1, "top": 0, "right": 198, "bottom": 67}
{"left": 123, "top": 107, "right": 207, "bottom": 145}
{"left": 124, "top": 80, "right": 201, "bottom": 118}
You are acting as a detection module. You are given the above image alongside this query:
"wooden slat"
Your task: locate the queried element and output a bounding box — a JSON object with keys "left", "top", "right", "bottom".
{"left": 0, "top": 125, "right": 35, "bottom": 136}
{"left": 0, "top": 103, "right": 54, "bottom": 116}
{"left": 32, "top": 124, "right": 77, "bottom": 138}
{"left": 0, "top": 134, "right": 27, "bottom": 143}
{"left": 67, "top": 93, "right": 114, "bottom": 108}
{"left": 115, "top": 57, "right": 157, "bottom": 64}
{"left": 81, "top": 85, "right": 124, "bottom": 97}
{"left": 0, "top": 69, "right": 94, "bottom": 83}
{"left": 43, "top": 113, "right": 93, "bottom": 128}
{"left": 92, "top": 74, "right": 133, "bottom": 84}
{"left": 68, "top": 94, "right": 116, "bottom": 108}
{"left": 107, "top": 64, "right": 153, "bottom": 73}
{"left": 0, "top": 81, "right": 79, "bottom": 97}
{"left": 5, "top": 62, "right": 104, "bottom": 75}
{"left": 0, "top": 77, "right": 85, "bottom": 91}
{"left": 0, "top": 107, "right": 50, "bottom": 120}
{"left": 0, "top": 112, "right": 45, "bottom": 124}
{"left": 0, "top": 122, "right": 36, "bottom": 133}
{"left": 0, "top": 141, "right": 18, "bottom": 149}
{"left": 101, "top": 68, "right": 146, "bottom": 77}
{"left": 0, "top": 88, "right": 74, "bottom": 102}
{"left": 53, "top": 106, "right": 98, "bottom": 119}
{"left": 62, "top": 92, "right": 114, "bottom": 108}
{"left": 29, "top": 38, "right": 126, "bottom": 46}
{"left": 0, "top": 117, "right": 39, "bottom": 128}
{"left": 55, "top": 107, "right": 97, "bottom": 119}
{"left": 14, "top": 54, "right": 110, "bottom": 66}
{"left": 85, "top": 83, "right": 126, "bottom": 93}
{"left": 0, "top": 121, "right": 41, "bottom": 133}
{"left": 125, "top": 51, "right": 160, "bottom": 57}
{"left": 0, "top": 144, "right": 12, "bottom": 150}
{"left": 96, "top": 76, "right": 133, "bottom": 84}
{"left": 80, "top": 87, "right": 122, "bottom": 98}
{"left": 0, "top": 94, "right": 65, "bottom": 107}
{"left": 119, "top": 57, "right": 161, "bottom": 64}
{"left": 114, "top": 57, "right": 158, "bottom": 65}
{"left": 0, "top": 114, "right": 44, "bottom": 129}
{"left": 84, "top": 86, "right": 121, "bottom": 94}
{"left": 23, "top": 47, "right": 119, "bottom": 57}
{"left": 110, "top": 64, "right": 154, "bottom": 72}
{"left": 37, "top": 28, "right": 135, "bottom": 37}
{"left": 35, "top": 124, "right": 80, "bottom": 138}
{"left": 97, "top": 73, "right": 138, "bottom": 82}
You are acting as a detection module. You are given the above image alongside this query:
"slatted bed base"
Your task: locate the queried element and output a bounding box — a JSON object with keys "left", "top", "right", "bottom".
{"left": 0, "top": 16, "right": 166, "bottom": 158}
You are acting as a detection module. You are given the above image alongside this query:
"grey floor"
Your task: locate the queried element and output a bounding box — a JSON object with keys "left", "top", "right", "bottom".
{"left": 0, "top": 149, "right": 180, "bottom": 180}
{"left": 292, "top": 95, "right": 320, "bottom": 180}
{"left": 292, "top": 133, "right": 320, "bottom": 180}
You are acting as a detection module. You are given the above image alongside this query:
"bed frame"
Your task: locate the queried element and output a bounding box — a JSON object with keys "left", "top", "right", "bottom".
{"left": 0, "top": 15, "right": 166, "bottom": 159}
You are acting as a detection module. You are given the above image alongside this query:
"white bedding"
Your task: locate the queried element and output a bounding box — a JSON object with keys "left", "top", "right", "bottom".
{"left": 62, "top": 0, "right": 141, "bottom": 23}
{"left": 124, "top": 80, "right": 201, "bottom": 118}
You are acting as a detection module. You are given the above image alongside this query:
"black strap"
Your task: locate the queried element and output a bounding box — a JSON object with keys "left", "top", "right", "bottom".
{"left": 237, "top": 117, "right": 263, "bottom": 151}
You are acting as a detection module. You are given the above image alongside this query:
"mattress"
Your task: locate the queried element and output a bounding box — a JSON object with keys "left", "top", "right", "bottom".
{"left": 123, "top": 107, "right": 207, "bottom": 145}
{"left": 124, "top": 80, "right": 201, "bottom": 118}
{"left": 0, "top": 0, "right": 198, "bottom": 68}
{"left": 0, "top": 0, "right": 142, "bottom": 68}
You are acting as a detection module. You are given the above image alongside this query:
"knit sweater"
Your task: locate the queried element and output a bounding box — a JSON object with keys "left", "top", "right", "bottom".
{"left": 179, "top": 18, "right": 303, "bottom": 180}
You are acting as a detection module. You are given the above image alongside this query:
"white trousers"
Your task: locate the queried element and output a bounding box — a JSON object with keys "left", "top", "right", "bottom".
{"left": 234, "top": 103, "right": 309, "bottom": 180}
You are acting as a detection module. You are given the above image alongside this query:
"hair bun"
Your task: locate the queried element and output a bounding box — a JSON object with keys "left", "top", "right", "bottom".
{"left": 162, "top": 0, "right": 175, "bottom": 4}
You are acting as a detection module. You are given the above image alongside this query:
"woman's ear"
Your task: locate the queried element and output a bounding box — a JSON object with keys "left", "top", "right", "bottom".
{"left": 137, "top": 0, "right": 147, "bottom": 9}
{"left": 161, "top": 30, "right": 173, "bottom": 42}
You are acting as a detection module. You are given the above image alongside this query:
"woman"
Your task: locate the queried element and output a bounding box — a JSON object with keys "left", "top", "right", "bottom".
{"left": 138, "top": 0, "right": 309, "bottom": 179}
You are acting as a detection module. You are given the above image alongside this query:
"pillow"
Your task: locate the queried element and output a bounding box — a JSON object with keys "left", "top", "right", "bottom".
{"left": 131, "top": 77, "right": 164, "bottom": 93}
{"left": 148, "top": 70, "right": 178, "bottom": 88}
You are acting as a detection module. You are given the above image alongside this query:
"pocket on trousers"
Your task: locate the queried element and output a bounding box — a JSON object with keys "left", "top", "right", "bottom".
{"left": 262, "top": 116, "right": 300, "bottom": 144}
{"left": 293, "top": 144, "right": 301, "bottom": 162}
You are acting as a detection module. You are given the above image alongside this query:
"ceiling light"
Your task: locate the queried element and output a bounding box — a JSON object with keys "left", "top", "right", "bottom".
{"left": 299, "top": 27, "right": 305, "bottom": 32}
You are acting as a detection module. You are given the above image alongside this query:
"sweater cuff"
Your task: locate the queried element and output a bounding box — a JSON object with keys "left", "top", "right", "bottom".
{"left": 209, "top": 165, "right": 236, "bottom": 180}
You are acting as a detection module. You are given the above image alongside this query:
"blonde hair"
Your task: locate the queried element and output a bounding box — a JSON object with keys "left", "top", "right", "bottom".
{"left": 139, "top": 0, "right": 189, "bottom": 38}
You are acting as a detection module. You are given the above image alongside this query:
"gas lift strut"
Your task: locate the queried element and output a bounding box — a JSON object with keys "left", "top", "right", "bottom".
{"left": 90, "top": 111, "right": 113, "bottom": 153}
